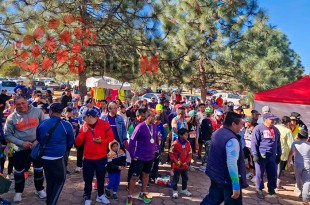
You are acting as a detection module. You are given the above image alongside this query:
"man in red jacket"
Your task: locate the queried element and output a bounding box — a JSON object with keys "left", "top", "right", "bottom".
{"left": 169, "top": 128, "right": 192, "bottom": 199}
{"left": 75, "top": 108, "right": 114, "bottom": 205}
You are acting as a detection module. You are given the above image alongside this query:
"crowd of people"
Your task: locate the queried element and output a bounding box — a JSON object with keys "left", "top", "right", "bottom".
{"left": 0, "top": 80, "right": 309, "bottom": 205}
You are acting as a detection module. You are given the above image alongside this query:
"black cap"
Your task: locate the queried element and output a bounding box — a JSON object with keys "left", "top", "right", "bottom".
{"left": 291, "top": 112, "right": 301, "bottom": 120}
{"left": 1, "top": 89, "right": 7, "bottom": 92}
{"left": 251, "top": 110, "right": 261, "bottom": 115}
{"left": 244, "top": 117, "right": 256, "bottom": 125}
{"left": 298, "top": 129, "right": 308, "bottom": 139}
{"left": 84, "top": 97, "right": 93, "bottom": 105}
{"left": 48, "top": 103, "right": 64, "bottom": 113}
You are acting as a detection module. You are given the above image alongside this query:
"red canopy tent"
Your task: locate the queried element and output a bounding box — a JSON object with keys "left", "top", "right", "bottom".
{"left": 254, "top": 76, "right": 310, "bottom": 128}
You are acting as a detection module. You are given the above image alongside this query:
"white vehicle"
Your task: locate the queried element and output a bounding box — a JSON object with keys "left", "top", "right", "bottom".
{"left": 212, "top": 92, "right": 241, "bottom": 106}
{"left": 0, "top": 80, "right": 17, "bottom": 95}
{"left": 32, "top": 80, "right": 53, "bottom": 95}
{"left": 140, "top": 93, "right": 170, "bottom": 103}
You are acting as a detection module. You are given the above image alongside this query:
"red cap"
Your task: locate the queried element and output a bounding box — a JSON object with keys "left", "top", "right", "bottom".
{"left": 174, "top": 104, "right": 183, "bottom": 110}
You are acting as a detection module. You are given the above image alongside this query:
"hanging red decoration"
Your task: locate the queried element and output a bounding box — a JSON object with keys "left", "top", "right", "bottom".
{"left": 91, "top": 32, "right": 97, "bottom": 41}
{"left": 140, "top": 56, "right": 148, "bottom": 74}
{"left": 56, "top": 49, "right": 69, "bottom": 63}
{"left": 83, "top": 39, "right": 89, "bottom": 47}
{"left": 31, "top": 45, "right": 41, "bottom": 58}
{"left": 71, "top": 43, "right": 82, "bottom": 54}
{"left": 29, "top": 62, "right": 39, "bottom": 73}
{"left": 14, "top": 59, "right": 20, "bottom": 66}
{"left": 42, "top": 58, "right": 52, "bottom": 70}
{"left": 150, "top": 55, "right": 158, "bottom": 74}
{"left": 74, "top": 27, "right": 83, "bottom": 39}
{"left": 69, "top": 55, "right": 85, "bottom": 74}
{"left": 44, "top": 37, "right": 57, "bottom": 52}
{"left": 20, "top": 62, "right": 29, "bottom": 71}
{"left": 60, "top": 30, "right": 71, "bottom": 45}
{"left": 63, "top": 14, "right": 75, "bottom": 25}
{"left": 23, "top": 35, "right": 33, "bottom": 46}
{"left": 33, "top": 26, "right": 45, "bottom": 40}
{"left": 85, "top": 29, "right": 91, "bottom": 37}
{"left": 76, "top": 16, "right": 85, "bottom": 24}
{"left": 16, "top": 41, "right": 22, "bottom": 48}
{"left": 48, "top": 19, "right": 60, "bottom": 29}
{"left": 20, "top": 50, "right": 29, "bottom": 61}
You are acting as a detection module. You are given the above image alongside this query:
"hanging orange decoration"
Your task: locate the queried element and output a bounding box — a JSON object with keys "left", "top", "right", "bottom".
{"left": 56, "top": 49, "right": 69, "bottom": 63}
{"left": 23, "top": 35, "right": 33, "bottom": 46}
{"left": 71, "top": 43, "right": 82, "bottom": 54}
{"left": 63, "top": 14, "right": 75, "bottom": 25}
{"left": 44, "top": 37, "right": 57, "bottom": 52}
{"left": 48, "top": 19, "right": 60, "bottom": 29}
{"left": 14, "top": 59, "right": 20, "bottom": 66}
{"left": 29, "top": 62, "right": 39, "bottom": 73}
{"left": 76, "top": 16, "right": 85, "bottom": 23}
{"left": 83, "top": 39, "right": 89, "bottom": 47}
{"left": 20, "top": 50, "right": 29, "bottom": 61}
{"left": 20, "top": 62, "right": 29, "bottom": 71}
{"left": 140, "top": 55, "right": 159, "bottom": 74}
{"left": 33, "top": 26, "right": 45, "bottom": 40}
{"left": 140, "top": 56, "right": 148, "bottom": 74}
{"left": 31, "top": 45, "right": 41, "bottom": 58}
{"left": 41, "top": 57, "right": 52, "bottom": 70}
{"left": 74, "top": 27, "right": 83, "bottom": 39}
{"left": 85, "top": 29, "right": 91, "bottom": 37}
{"left": 60, "top": 30, "right": 71, "bottom": 44}
{"left": 150, "top": 55, "right": 158, "bottom": 74}
{"left": 69, "top": 55, "right": 85, "bottom": 74}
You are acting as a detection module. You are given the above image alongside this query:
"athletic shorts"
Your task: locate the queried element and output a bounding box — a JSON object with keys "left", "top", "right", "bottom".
{"left": 130, "top": 159, "right": 154, "bottom": 177}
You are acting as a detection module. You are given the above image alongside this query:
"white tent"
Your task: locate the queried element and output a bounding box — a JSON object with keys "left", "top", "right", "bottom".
{"left": 86, "top": 76, "right": 131, "bottom": 90}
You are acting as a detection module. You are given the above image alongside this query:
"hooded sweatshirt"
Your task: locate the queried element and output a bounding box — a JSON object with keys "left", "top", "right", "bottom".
{"left": 107, "top": 140, "right": 126, "bottom": 173}
{"left": 4, "top": 105, "right": 44, "bottom": 151}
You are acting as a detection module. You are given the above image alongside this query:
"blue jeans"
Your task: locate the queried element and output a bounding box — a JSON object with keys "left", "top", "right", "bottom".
{"left": 107, "top": 172, "right": 121, "bottom": 192}
{"left": 82, "top": 157, "right": 107, "bottom": 199}
{"left": 201, "top": 180, "right": 242, "bottom": 205}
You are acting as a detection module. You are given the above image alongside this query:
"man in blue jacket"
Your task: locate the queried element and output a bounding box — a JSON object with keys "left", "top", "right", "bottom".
{"left": 36, "top": 103, "right": 74, "bottom": 205}
{"left": 251, "top": 113, "right": 281, "bottom": 199}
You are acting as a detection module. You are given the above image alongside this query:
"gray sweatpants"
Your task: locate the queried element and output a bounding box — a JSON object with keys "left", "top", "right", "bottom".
{"left": 295, "top": 165, "right": 310, "bottom": 201}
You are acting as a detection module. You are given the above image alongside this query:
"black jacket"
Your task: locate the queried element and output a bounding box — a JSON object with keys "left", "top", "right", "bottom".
{"left": 200, "top": 118, "right": 213, "bottom": 141}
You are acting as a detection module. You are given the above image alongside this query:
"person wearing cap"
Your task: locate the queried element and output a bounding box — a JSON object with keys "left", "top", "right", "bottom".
{"left": 155, "top": 103, "right": 168, "bottom": 125}
{"left": 14, "top": 81, "right": 27, "bottom": 95}
{"left": 198, "top": 107, "right": 213, "bottom": 169}
{"left": 79, "top": 97, "right": 101, "bottom": 118}
{"left": 187, "top": 110, "right": 199, "bottom": 171}
{"left": 75, "top": 108, "right": 114, "bottom": 205}
{"left": 60, "top": 88, "right": 72, "bottom": 108}
{"left": 37, "top": 104, "right": 50, "bottom": 120}
{"left": 201, "top": 112, "right": 248, "bottom": 205}
{"left": 4, "top": 95, "right": 46, "bottom": 202}
{"left": 127, "top": 110, "right": 158, "bottom": 205}
{"left": 99, "top": 99, "right": 108, "bottom": 116}
{"left": 148, "top": 97, "right": 157, "bottom": 110}
{"left": 16, "top": 88, "right": 23, "bottom": 96}
{"left": 257, "top": 106, "right": 271, "bottom": 125}
{"left": 171, "top": 106, "right": 188, "bottom": 141}
{"left": 36, "top": 103, "right": 74, "bottom": 205}
{"left": 251, "top": 112, "right": 282, "bottom": 199}
{"left": 211, "top": 110, "right": 224, "bottom": 131}
{"left": 26, "top": 81, "right": 36, "bottom": 99}
{"left": 158, "top": 91, "right": 167, "bottom": 105}
{"left": 45, "top": 90, "right": 53, "bottom": 105}
{"left": 0, "top": 89, "right": 11, "bottom": 120}
{"left": 291, "top": 112, "right": 308, "bottom": 131}
{"left": 251, "top": 110, "right": 261, "bottom": 122}
{"left": 274, "top": 116, "right": 294, "bottom": 189}
{"left": 163, "top": 100, "right": 171, "bottom": 116}
{"left": 243, "top": 117, "right": 257, "bottom": 183}
{"left": 287, "top": 129, "right": 310, "bottom": 204}
{"left": 233, "top": 105, "right": 243, "bottom": 115}
{"left": 70, "top": 97, "right": 81, "bottom": 117}
{"left": 289, "top": 115, "right": 301, "bottom": 139}
{"left": 31, "top": 90, "right": 48, "bottom": 108}
{"left": 197, "top": 103, "right": 206, "bottom": 123}
{"left": 101, "top": 102, "right": 128, "bottom": 150}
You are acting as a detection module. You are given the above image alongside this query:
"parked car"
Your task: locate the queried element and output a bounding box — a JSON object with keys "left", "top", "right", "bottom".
{"left": 140, "top": 93, "right": 170, "bottom": 103}
{"left": 212, "top": 92, "right": 241, "bottom": 106}
{"left": 183, "top": 94, "right": 201, "bottom": 103}
{"left": 0, "top": 80, "right": 17, "bottom": 95}
{"left": 45, "top": 80, "right": 60, "bottom": 90}
{"left": 33, "top": 80, "right": 53, "bottom": 95}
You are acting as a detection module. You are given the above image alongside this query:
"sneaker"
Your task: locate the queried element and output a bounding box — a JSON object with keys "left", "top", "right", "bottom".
{"left": 126, "top": 197, "right": 133, "bottom": 205}
{"left": 188, "top": 166, "right": 195, "bottom": 171}
{"left": 84, "top": 199, "right": 91, "bottom": 205}
{"left": 268, "top": 189, "right": 276, "bottom": 195}
{"left": 246, "top": 172, "right": 254, "bottom": 180}
{"left": 180, "top": 189, "right": 192, "bottom": 196}
{"left": 137, "top": 180, "right": 142, "bottom": 186}
{"left": 256, "top": 190, "right": 264, "bottom": 199}
{"left": 13, "top": 193, "right": 22, "bottom": 202}
{"left": 172, "top": 190, "right": 178, "bottom": 199}
{"left": 0, "top": 198, "right": 11, "bottom": 205}
{"left": 138, "top": 193, "right": 151, "bottom": 204}
{"left": 75, "top": 167, "right": 82, "bottom": 173}
{"left": 96, "top": 195, "right": 110, "bottom": 204}
{"left": 112, "top": 194, "right": 118, "bottom": 200}
{"left": 105, "top": 188, "right": 111, "bottom": 198}
{"left": 24, "top": 171, "right": 29, "bottom": 179}
{"left": 35, "top": 190, "right": 47, "bottom": 199}
{"left": 93, "top": 180, "right": 98, "bottom": 190}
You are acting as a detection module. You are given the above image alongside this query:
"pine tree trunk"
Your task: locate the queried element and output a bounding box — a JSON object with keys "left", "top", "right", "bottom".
{"left": 199, "top": 55, "right": 207, "bottom": 103}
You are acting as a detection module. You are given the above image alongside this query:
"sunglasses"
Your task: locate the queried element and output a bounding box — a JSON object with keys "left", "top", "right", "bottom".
{"left": 9, "top": 102, "right": 14, "bottom": 105}
{"left": 37, "top": 94, "right": 42, "bottom": 97}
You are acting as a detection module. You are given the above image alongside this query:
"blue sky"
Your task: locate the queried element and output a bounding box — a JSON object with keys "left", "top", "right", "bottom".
{"left": 258, "top": 0, "right": 310, "bottom": 74}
